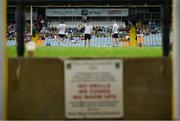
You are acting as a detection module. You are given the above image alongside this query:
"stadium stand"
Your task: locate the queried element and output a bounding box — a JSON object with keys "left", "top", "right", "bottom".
{"left": 7, "top": 20, "right": 162, "bottom": 47}
{"left": 7, "top": 5, "right": 163, "bottom": 48}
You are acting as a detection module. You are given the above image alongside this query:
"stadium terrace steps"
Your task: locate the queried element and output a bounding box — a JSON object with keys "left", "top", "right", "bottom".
{"left": 7, "top": 34, "right": 162, "bottom": 47}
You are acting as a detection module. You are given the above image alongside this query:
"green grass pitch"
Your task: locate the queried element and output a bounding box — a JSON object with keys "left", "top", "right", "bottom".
{"left": 7, "top": 46, "right": 162, "bottom": 58}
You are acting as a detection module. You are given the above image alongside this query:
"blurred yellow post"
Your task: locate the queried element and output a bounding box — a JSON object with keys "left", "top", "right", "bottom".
{"left": 129, "top": 26, "right": 137, "bottom": 47}
{"left": 0, "top": 0, "right": 7, "bottom": 119}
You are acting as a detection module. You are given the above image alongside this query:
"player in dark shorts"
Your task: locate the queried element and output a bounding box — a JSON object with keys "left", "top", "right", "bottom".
{"left": 112, "top": 33, "right": 119, "bottom": 38}
{"left": 112, "top": 20, "right": 119, "bottom": 47}
{"left": 58, "top": 34, "right": 65, "bottom": 38}
{"left": 85, "top": 34, "right": 91, "bottom": 40}
{"left": 58, "top": 20, "right": 67, "bottom": 46}
{"left": 84, "top": 21, "right": 92, "bottom": 47}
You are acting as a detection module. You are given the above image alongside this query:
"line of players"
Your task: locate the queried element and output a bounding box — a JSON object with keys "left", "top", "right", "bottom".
{"left": 57, "top": 19, "right": 132, "bottom": 47}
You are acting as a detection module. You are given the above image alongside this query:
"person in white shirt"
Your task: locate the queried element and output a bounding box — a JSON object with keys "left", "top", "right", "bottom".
{"left": 84, "top": 21, "right": 92, "bottom": 47}
{"left": 58, "top": 20, "right": 67, "bottom": 46}
{"left": 25, "top": 33, "right": 36, "bottom": 57}
{"left": 112, "top": 20, "right": 119, "bottom": 47}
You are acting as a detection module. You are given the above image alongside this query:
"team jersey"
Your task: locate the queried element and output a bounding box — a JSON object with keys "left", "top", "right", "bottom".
{"left": 112, "top": 23, "right": 119, "bottom": 34}
{"left": 58, "top": 24, "right": 66, "bottom": 35}
{"left": 84, "top": 25, "right": 92, "bottom": 34}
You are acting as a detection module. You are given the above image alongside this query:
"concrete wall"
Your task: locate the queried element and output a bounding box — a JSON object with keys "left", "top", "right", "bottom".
{"left": 7, "top": 58, "right": 172, "bottom": 120}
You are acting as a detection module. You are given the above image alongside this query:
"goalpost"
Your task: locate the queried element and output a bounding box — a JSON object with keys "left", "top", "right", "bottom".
{"left": 0, "top": 0, "right": 7, "bottom": 119}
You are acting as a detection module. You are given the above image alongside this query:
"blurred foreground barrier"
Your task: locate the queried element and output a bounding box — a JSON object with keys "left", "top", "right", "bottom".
{"left": 7, "top": 57, "right": 172, "bottom": 120}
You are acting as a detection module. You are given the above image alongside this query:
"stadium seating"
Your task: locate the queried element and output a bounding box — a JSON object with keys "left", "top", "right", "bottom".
{"left": 144, "top": 33, "right": 162, "bottom": 47}
{"left": 48, "top": 20, "right": 126, "bottom": 28}
{"left": 7, "top": 33, "right": 163, "bottom": 47}
{"left": 7, "top": 40, "right": 16, "bottom": 46}
{"left": 41, "top": 34, "right": 162, "bottom": 47}
{"left": 7, "top": 20, "right": 164, "bottom": 47}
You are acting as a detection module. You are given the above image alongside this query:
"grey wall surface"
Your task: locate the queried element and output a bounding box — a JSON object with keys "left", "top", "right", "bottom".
{"left": 173, "top": 0, "right": 180, "bottom": 119}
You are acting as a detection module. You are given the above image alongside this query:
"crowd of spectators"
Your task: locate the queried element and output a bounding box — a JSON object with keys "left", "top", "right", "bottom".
{"left": 7, "top": 23, "right": 34, "bottom": 41}
{"left": 7, "top": 17, "right": 161, "bottom": 42}
{"left": 38, "top": 23, "right": 131, "bottom": 41}
{"left": 136, "top": 21, "right": 161, "bottom": 35}
{"left": 7, "top": 23, "right": 16, "bottom": 40}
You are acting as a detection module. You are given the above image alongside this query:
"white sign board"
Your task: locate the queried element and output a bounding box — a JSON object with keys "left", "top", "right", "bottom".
{"left": 46, "top": 9, "right": 129, "bottom": 17}
{"left": 0, "top": 0, "right": 6, "bottom": 119}
{"left": 64, "top": 60, "right": 123, "bottom": 119}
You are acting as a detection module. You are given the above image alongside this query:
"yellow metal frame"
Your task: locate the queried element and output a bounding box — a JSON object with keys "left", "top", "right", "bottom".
{"left": 3, "top": 0, "right": 8, "bottom": 119}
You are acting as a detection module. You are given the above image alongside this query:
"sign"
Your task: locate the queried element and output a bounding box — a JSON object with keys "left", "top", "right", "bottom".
{"left": 46, "top": 8, "right": 129, "bottom": 17}
{"left": 0, "top": 0, "right": 7, "bottom": 119}
{"left": 64, "top": 60, "right": 123, "bottom": 119}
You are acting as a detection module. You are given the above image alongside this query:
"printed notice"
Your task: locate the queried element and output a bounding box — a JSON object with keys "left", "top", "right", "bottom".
{"left": 64, "top": 60, "right": 123, "bottom": 119}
